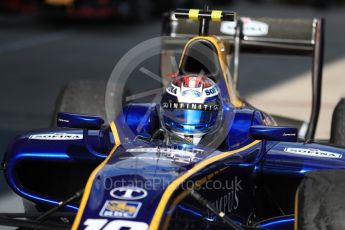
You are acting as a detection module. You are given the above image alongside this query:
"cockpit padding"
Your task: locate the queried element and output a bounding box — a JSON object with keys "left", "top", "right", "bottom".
{"left": 179, "top": 39, "right": 221, "bottom": 82}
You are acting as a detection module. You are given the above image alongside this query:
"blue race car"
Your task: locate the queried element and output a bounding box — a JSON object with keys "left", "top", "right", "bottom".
{"left": 2, "top": 8, "right": 345, "bottom": 230}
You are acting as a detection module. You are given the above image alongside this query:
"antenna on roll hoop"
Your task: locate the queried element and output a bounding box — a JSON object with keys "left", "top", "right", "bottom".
{"left": 199, "top": 5, "right": 210, "bottom": 36}
{"left": 174, "top": 8, "right": 237, "bottom": 36}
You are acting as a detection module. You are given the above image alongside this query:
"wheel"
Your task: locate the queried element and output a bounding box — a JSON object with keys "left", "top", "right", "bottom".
{"left": 331, "top": 98, "right": 345, "bottom": 146}
{"left": 52, "top": 80, "right": 107, "bottom": 126}
{"left": 52, "top": 80, "right": 129, "bottom": 126}
{"left": 295, "top": 170, "right": 345, "bottom": 230}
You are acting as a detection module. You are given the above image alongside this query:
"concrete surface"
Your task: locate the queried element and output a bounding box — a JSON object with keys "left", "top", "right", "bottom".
{"left": 248, "top": 56, "right": 345, "bottom": 139}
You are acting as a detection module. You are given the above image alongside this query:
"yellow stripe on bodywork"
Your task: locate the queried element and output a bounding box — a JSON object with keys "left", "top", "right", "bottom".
{"left": 188, "top": 9, "right": 200, "bottom": 20}
{"left": 45, "top": 0, "right": 74, "bottom": 6}
{"left": 71, "top": 121, "right": 120, "bottom": 230}
{"left": 149, "top": 140, "right": 261, "bottom": 230}
{"left": 294, "top": 189, "right": 299, "bottom": 230}
{"left": 211, "top": 10, "right": 222, "bottom": 21}
{"left": 178, "top": 36, "right": 243, "bottom": 108}
{"left": 162, "top": 167, "right": 228, "bottom": 229}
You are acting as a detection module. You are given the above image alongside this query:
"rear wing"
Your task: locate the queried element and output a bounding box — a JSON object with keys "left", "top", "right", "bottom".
{"left": 162, "top": 14, "right": 320, "bottom": 55}
{"left": 161, "top": 10, "right": 324, "bottom": 140}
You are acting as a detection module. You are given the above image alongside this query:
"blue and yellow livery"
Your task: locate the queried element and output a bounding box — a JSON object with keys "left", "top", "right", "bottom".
{"left": 2, "top": 8, "right": 345, "bottom": 230}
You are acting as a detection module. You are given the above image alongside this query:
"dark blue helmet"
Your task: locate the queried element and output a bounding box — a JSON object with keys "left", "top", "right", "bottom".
{"left": 160, "top": 74, "right": 222, "bottom": 144}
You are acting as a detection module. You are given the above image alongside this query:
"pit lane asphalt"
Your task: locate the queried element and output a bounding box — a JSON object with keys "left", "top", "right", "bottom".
{"left": 0, "top": 1, "right": 344, "bottom": 219}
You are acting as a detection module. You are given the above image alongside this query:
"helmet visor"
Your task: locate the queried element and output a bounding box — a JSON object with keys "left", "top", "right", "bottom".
{"left": 162, "top": 109, "right": 219, "bottom": 134}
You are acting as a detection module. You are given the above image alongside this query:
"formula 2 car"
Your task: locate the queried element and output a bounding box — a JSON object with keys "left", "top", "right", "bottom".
{"left": 2, "top": 8, "right": 345, "bottom": 230}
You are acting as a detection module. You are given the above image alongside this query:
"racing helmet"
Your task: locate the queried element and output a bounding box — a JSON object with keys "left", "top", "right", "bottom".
{"left": 160, "top": 74, "right": 222, "bottom": 145}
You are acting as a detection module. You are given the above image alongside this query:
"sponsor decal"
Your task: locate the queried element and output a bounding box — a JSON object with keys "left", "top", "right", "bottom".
{"left": 166, "top": 85, "right": 178, "bottom": 96}
{"left": 204, "top": 86, "right": 218, "bottom": 97}
{"left": 283, "top": 133, "right": 296, "bottom": 137}
{"left": 99, "top": 200, "right": 141, "bottom": 219}
{"left": 110, "top": 187, "right": 147, "bottom": 200}
{"left": 29, "top": 133, "right": 83, "bottom": 140}
{"left": 221, "top": 18, "right": 269, "bottom": 36}
{"left": 182, "top": 89, "right": 202, "bottom": 97}
{"left": 127, "top": 147, "right": 204, "bottom": 163}
{"left": 208, "top": 176, "right": 243, "bottom": 218}
{"left": 284, "top": 148, "right": 343, "bottom": 159}
{"left": 58, "top": 118, "right": 70, "bottom": 123}
{"left": 161, "top": 101, "right": 219, "bottom": 111}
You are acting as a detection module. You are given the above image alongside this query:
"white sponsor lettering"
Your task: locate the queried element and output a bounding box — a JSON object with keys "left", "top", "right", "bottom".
{"left": 58, "top": 118, "right": 70, "bottom": 123}
{"left": 284, "top": 148, "right": 343, "bottom": 159}
{"left": 127, "top": 147, "right": 204, "bottom": 163}
{"left": 221, "top": 18, "right": 269, "bottom": 36}
{"left": 29, "top": 133, "right": 83, "bottom": 140}
{"left": 166, "top": 85, "right": 179, "bottom": 96}
{"left": 283, "top": 133, "right": 296, "bottom": 137}
{"left": 204, "top": 86, "right": 218, "bottom": 97}
{"left": 161, "top": 101, "right": 219, "bottom": 111}
{"left": 208, "top": 176, "right": 243, "bottom": 219}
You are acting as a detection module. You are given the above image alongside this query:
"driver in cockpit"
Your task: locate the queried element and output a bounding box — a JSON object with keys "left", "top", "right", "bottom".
{"left": 159, "top": 74, "right": 223, "bottom": 145}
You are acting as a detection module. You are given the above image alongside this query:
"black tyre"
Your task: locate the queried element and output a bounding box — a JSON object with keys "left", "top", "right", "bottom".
{"left": 52, "top": 80, "right": 129, "bottom": 126}
{"left": 53, "top": 80, "right": 107, "bottom": 124}
{"left": 331, "top": 98, "right": 345, "bottom": 146}
{"left": 23, "top": 81, "right": 107, "bottom": 214}
{"left": 296, "top": 170, "right": 345, "bottom": 230}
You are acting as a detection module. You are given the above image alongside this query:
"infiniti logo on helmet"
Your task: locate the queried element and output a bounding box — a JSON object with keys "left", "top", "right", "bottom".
{"left": 110, "top": 187, "right": 148, "bottom": 200}
{"left": 162, "top": 101, "right": 219, "bottom": 111}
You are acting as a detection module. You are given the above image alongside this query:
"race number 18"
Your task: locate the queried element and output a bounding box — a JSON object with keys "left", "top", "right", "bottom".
{"left": 84, "top": 219, "right": 148, "bottom": 230}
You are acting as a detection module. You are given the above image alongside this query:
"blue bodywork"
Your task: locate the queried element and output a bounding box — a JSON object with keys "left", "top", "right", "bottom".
{"left": 3, "top": 35, "right": 345, "bottom": 229}
{"left": 57, "top": 112, "right": 105, "bottom": 130}
{"left": 4, "top": 102, "right": 345, "bottom": 229}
